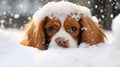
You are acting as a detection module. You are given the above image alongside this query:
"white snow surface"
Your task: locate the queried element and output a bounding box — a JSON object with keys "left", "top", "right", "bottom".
{"left": 0, "top": 28, "right": 120, "bottom": 67}
{"left": 33, "top": 1, "right": 91, "bottom": 25}
{"left": 112, "top": 14, "right": 120, "bottom": 44}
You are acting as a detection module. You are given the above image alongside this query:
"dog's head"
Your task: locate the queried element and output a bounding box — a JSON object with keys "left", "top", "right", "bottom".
{"left": 20, "top": 1, "right": 106, "bottom": 50}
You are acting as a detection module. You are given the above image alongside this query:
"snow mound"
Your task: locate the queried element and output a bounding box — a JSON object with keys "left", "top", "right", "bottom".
{"left": 35, "top": 43, "right": 120, "bottom": 67}
{"left": 33, "top": 1, "right": 91, "bottom": 25}
{"left": 92, "top": 47, "right": 120, "bottom": 67}
{"left": 112, "top": 14, "right": 120, "bottom": 42}
{"left": 0, "top": 29, "right": 120, "bottom": 67}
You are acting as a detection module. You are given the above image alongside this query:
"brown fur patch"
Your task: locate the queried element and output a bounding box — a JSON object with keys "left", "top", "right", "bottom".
{"left": 64, "top": 16, "right": 81, "bottom": 42}
{"left": 21, "top": 19, "right": 47, "bottom": 50}
{"left": 79, "top": 14, "right": 106, "bottom": 45}
{"left": 45, "top": 18, "right": 61, "bottom": 42}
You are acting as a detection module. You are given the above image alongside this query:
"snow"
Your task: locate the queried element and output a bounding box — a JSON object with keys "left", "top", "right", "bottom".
{"left": 101, "top": 14, "right": 105, "bottom": 18}
{"left": 28, "top": 16, "right": 32, "bottom": 20}
{"left": 100, "top": 9, "right": 103, "bottom": 13}
{"left": 3, "top": 12, "right": 6, "bottom": 15}
{"left": 0, "top": 29, "right": 36, "bottom": 67}
{"left": 92, "top": 47, "right": 120, "bottom": 67}
{"left": 81, "top": 27, "right": 88, "bottom": 31}
{"left": 20, "top": 4, "right": 23, "bottom": 8}
{"left": 33, "top": 1, "right": 91, "bottom": 25}
{"left": 92, "top": 16, "right": 98, "bottom": 23}
{"left": 14, "top": 14, "right": 20, "bottom": 19}
{"left": 110, "top": 14, "right": 114, "bottom": 18}
{"left": 87, "top": 1, "right": 91, "bottom": 4}
{"left": 0, "top": 19, "right": 5, "bottom": 23}
{"left": 95, "top": 5, "right": 98, "bottom": 9}
{"left": 112, "top": 14, "right": 120, "bottom": 43}
{"left": 0, "top": 28, "right": 120, "bottom": 67}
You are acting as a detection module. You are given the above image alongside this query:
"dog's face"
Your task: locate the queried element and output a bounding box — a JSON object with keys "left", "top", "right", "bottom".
{"left": 45, "top": 16, "right": 80, "bottom": 48}
{"left": 20, "top": 14, "right": 106, "bottom": 50}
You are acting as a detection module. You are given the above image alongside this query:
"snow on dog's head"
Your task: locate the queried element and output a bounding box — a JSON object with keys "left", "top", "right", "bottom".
{"left": 33, "top": 1, "right": 91, "bottom": 25}
{"left": 112, "top": 14, "right": 120, "bottom": 42}
{"left": 21, "top": 1, "right": 106, "bottom": 50}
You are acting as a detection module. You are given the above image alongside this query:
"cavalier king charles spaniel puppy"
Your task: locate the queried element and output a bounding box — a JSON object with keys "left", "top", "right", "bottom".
{"left": 20, "top": 1, "right": 106, "bottom": 50}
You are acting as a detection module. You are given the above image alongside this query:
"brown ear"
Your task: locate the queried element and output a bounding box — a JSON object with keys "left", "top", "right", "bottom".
{"left": 34, "top": 19, "right": 48, "bottom": 50}
{"left": 20, "top": 20, "right": 35, "bottom": 47}
{"left": 79, "top": 15, "right": 106, "bottom": 45}
{"left": 20, "top": 19, "right": 47, "bottom": 50}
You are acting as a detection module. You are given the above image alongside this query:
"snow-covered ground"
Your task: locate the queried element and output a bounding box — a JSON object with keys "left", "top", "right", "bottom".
{"left": 0, "top": 28, "right": 120, "bottom": 67}
{"left": 0, "top": 29, "right": 36, "bottom": 67}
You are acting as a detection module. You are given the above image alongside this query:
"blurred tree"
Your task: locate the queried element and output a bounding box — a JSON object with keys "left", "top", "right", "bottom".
{"left": 0, "top": 0, "right": 120, "bottom": 30}
{"left": 112, "top": 0, "right": 120, "bottom": 17}
{"left": 92, "top": 0, "right": 120, "bottom": 30}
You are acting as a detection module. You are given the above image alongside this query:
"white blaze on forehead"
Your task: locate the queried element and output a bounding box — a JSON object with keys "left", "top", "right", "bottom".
{"left": 33, "top": 1, "right": 92, "bottom": 25}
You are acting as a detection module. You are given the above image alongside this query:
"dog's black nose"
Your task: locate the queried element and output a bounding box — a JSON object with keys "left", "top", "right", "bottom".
{"left": 55, "top": 37, "right": 69, "bottom": 48}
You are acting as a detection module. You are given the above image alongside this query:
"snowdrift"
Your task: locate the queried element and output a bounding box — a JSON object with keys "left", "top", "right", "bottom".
{"left": 0, "top": 28, "right": 120, "bottom": 67}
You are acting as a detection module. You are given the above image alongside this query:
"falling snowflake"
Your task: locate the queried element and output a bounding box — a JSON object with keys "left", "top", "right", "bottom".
{"left": 14, "top": 14, "right": 20, "bottom": 19}
{"left": 20, "top": 4, "right": 23, "bottom": 8}
{"left": 95, "top": 5, "right": 98, "bottom": 9}
{"left": 28, "top": 16, "right": 32, "bottom": 20}
{"left": 110, "top": 14, "right": 114, "bottom": 18}
{"left": 0, "top": 19, "right": 5, "bottom": 24}
{"left": 101, "top": 15, "right": 105, "bottom": 19}
{"left": 87, "top": 1, "right": 90, "bottom": 4}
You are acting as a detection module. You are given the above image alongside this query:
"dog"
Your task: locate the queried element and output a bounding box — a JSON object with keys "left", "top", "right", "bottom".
{"left": 20, "top": 1, "right": 106, "bottom": 50}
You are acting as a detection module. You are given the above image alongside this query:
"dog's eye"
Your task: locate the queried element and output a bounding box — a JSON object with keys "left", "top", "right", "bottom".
{"left": 48, "top": 26, "right": 55, "bottom": 32}
{"left": 70, "top": 26, "right": 77, "bottom": 32}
